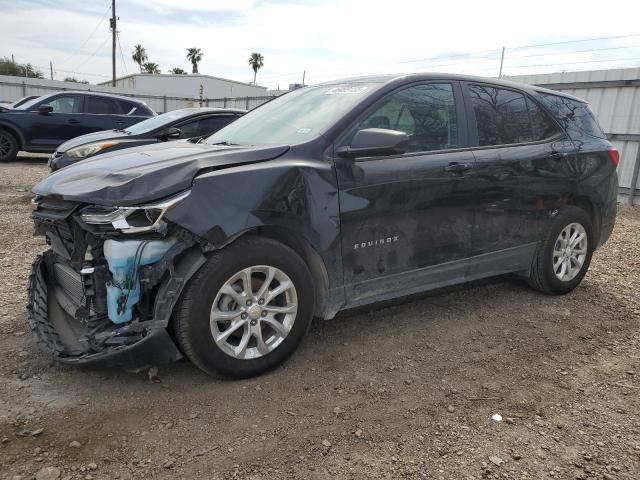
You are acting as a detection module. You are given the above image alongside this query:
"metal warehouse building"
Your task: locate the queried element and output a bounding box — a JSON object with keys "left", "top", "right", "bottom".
{"left": 507, "top": 67, "right": 640, "bottom": 205}
{"left": 98, "top": 73, "right": 266, "bottom": 99}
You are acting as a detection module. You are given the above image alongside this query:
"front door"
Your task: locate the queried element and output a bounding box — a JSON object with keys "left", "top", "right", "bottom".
{"left": 334, "top": 81, "right": 477, "bottom": 307}
{"left": 25, "top": 94, "right": 85, "bottom": 149}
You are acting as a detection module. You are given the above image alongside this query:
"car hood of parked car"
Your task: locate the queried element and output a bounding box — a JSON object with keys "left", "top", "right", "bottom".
{"left": 33, "top": 141, "right": 290, "bottom": 206}
{"left": 56, "top": 129, "right": 132, "bottom": 153}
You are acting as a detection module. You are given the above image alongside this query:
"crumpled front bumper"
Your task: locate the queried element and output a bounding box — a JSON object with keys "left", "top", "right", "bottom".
{"left": 26, "top": 254, "right": 182, "bottom": 371}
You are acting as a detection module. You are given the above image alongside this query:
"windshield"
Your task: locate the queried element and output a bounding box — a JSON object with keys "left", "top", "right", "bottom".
{"left": 14, "top": 95, "right": 50, "bottom": 111}
{"left": 206, "top": 82, "right": 381, "bottom": 146}
{"left": 124, "top": 109, "right": 199, "bottom": 134}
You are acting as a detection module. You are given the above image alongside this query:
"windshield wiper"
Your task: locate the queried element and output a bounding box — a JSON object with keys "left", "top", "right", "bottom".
{"left": 209, "top": 141, "right": 240, "bottom": 146}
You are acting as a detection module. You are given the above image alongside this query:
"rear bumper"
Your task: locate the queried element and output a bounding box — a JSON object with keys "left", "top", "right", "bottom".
{"left": 26, "top": 254, "right": 182, "bottom": 371}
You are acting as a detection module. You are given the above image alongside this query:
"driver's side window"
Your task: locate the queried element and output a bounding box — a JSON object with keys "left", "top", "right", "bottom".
{"left": 357, "top": 83, "right": 458, "bottom": 153}
{"left": 48, "top": 95, "right": 81, "bottom": 113}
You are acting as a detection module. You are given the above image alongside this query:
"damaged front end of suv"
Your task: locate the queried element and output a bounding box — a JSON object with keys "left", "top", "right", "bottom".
{"left": 26, "top": 138, "right": 309, "bottom": 370}
{"left": 28, "top": 190, "right": 203, "bottom": 368}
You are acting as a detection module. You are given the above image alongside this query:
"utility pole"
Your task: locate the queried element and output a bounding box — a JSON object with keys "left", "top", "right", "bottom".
{"left": 11, "top": 54, "right": 15, "bottom": 64}
{"left": 498, "top": 46, "right": 505, "bottom": 78}
{"left": 110, "top": 0, "right": 117, "bottom": 87}
{"left": 49, "top": 61, "right": 53, "bottom": 80}
{"left": 302, "top": 70, "right": 306, "bottom": 86}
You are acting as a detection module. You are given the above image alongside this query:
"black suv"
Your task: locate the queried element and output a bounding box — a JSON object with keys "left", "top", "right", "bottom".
{"left": 0, "top": 91, "right": 154, "bottom": 162}
{"left": 49, "top": 107, "right": 245, "bottom": 171}
{"left": 28, "top": 74, "right": 618, "bottom": 378}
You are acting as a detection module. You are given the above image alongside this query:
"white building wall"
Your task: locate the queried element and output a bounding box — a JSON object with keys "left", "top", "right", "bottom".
{"left": 105, "top": 74, "right": 266, "bottom": 99}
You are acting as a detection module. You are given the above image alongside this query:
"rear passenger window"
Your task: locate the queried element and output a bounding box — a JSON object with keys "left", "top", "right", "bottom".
{"left": 538, "top": 93, "right": 606, "bottom": 139}
{"left": 85, "top": 97, "right": 119, "bottom": 114}
{"left": 118, "top": 100, "right": 135, "bottom": 115}
{"left": 357, "top": 83, "right": 458, "bottom": 153}
{"left": 469, "top": 85, "right": 533, "bottom": 146}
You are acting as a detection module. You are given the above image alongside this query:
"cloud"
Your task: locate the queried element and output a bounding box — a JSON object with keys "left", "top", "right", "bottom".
{"left": 1, "top": 0, "right": 640, "bottom": 89}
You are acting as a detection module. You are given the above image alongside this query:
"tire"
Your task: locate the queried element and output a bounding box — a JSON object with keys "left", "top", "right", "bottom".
{"left": 0, "top": 129, "right": 19, "bottom": 162}
{"left": 527, "top": 206, "right": 594, "bottom": 295}
{"left": 172, "top": 237, "right": 315, "bottom": 378}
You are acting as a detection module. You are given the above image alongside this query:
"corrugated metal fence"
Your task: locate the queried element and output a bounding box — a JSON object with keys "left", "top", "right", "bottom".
{"left": 0, "top": 75, "right": 274, "bottom": 114}
{"left": 507, "top": 68, "right": 640, "bottom": 205}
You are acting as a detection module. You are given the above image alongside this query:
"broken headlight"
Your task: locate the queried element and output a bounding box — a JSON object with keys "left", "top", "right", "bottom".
{"left": 80, "top": 190, "right": 190, "bottom": 234}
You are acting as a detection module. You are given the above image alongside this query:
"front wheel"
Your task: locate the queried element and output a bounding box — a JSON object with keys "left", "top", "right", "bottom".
{"left": 172, "top": 237, "right": 315, "bottom": 378}
{"left": 527, "top": 206, "right": 594, "bottom": 295}
{"left": 0, "top": 129, "right": 18, "bottom": 162}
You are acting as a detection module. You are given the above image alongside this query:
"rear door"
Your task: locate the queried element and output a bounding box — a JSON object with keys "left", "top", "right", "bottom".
{"left": 335, "top": 81, "right": 477, "bottom": 306}
{"left": 23, "top": 94, "right": 85, "bottom": 149}
{"left": 83, "top": 95, "right": 129, "bottom": 131}
{"left": 462, "top": 82, "right": 574, "bottom": 276}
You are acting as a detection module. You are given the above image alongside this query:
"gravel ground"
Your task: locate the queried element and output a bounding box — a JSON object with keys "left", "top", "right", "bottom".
{"left": 0, "top": 158, "right": 639, "bottom": 480}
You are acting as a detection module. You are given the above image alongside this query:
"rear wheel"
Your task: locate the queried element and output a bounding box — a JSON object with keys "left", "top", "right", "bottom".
{"left": 173, "top": 237, "right": 315, "bottom": 378}
{"left": 0, "top": 129, "right": 18, "bottom": 162}
{"left": 528, "top": 206, "right": 593, "bottom": 295}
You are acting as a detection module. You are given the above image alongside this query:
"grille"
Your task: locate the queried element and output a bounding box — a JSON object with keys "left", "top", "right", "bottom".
{"left": 33, "top": 196, "right": 85, "bottom": 261}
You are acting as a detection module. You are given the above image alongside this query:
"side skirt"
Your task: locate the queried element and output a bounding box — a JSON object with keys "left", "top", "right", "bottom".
{"left": 343, "top": 243, "right": 538, "bottom": 310}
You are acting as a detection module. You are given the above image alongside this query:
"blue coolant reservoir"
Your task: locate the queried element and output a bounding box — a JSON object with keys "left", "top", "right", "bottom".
{"left": 103, "top": 238, "right": 177, "bottom": 324}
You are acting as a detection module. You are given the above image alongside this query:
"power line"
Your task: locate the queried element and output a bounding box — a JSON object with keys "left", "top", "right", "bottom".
{"left": 509, "top": 33, "right": 640, "bottom": 51}
{"left": 401, "top": 33, "right": 640, "bottom": 66}
{"left": 73, "top": 34, "right": 111, "bottom": 72}
{"left": 117, "top": 31, "right": 128, "bottom": 76}
{"left": 58, "top": 2, "right": 111, "bottom": 68}
{"left": 506, "top": 56, "right": 640, "bottom": 70}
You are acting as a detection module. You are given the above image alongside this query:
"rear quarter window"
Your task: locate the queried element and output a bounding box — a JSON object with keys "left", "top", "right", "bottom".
{"left": 537, "top": 93, "right": 606, "bottom": 140}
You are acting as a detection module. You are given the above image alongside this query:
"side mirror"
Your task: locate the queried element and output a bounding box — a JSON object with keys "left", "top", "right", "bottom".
{"left": 38, "top": 104, "right": 53, "bottom": 115}
{"left": 336, "top": 128, "right": 408, "bottom": 159}
{"left": 159, "top": 127, "right": 182, "bottom": 140}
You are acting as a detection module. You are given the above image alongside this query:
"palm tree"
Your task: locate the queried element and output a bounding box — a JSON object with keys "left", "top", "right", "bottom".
{"left": 170, "top": 67, "right": 187, "bottom": 74}
{"left": 131, "top": 45, "right": 148, "bottom": 73}
{"left": 142, "top": 62, "right": 160, "bottom": 74}
{"left": 248, "top": 52, "right": 264, "bottom": 85}
{"left": 186, "top": 48, "right": 203, "bottom": 74}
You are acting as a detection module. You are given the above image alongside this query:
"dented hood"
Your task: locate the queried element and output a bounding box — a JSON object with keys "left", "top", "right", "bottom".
{"left": 33, "top": 141, "right": 290, "bottom": 206}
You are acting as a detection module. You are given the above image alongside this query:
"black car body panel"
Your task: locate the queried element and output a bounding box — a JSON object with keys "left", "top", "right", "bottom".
{"left": 34, "top": 142, "right": 291, "bottom": 205}
{"left": 27, "top": 73, "right": 618, "bottom": 369}
{"left": 0, "top": 91, "right": 154, "bottom": 154}
{"left": 49, "top": 108, "right": 245, "bottom": 171}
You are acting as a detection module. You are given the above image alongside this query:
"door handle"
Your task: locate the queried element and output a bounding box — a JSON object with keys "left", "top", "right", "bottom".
{"left": 115, "top": 120, "right": 126, "bottom": 124}
{"left": 444, "top": 162, "right": 473, "bottom": 173}
{"left": 68, "top": 119, "right": 80, "bottom": 124}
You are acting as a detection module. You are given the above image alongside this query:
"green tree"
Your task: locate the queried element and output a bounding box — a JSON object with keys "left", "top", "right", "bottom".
{"left": 248, "top": 52, "right": 264, "bottom": 85}
{"left": 170, "top": 67, "right": 187, "bottom": 74}
{"left": 186, "top": 48, "right": 203, "bottom": 74}
{"left": 64, "top": 77, "right": 89, "bottom": 84}
{"left": 131, "top": 45, "right": 148, "bottom": 73}
{"left": 142, "top": 62, "right": 160, "bottom": 74}
{"left": 0, "top": 57, "right": 44, "bottom": 78}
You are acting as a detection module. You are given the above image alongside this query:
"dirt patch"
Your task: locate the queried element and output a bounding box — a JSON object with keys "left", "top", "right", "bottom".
{"left": 0, "top": 161, "right": 639, "bottom": 479}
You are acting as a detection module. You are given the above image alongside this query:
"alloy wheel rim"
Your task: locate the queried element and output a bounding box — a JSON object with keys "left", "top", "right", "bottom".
{"left": 553, "top": 222, "right": 587, "bottom": 282}
{"left": 210, "top": 265, "right": 298, "bottom": 360}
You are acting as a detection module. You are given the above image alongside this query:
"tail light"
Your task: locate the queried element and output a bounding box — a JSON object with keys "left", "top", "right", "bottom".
{"left": 607, "top": 147, "right": 620, "bottom": 167}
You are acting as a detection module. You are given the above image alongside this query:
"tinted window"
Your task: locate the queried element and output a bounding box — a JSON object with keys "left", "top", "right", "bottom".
{"left": 85, "top": 96, "right": 120, "bottom": 114}
{"left": 118, "top": 100, "right": 135, "bottom": 114}
{"left": 178, "top": 116, "right": 236, "bottom": 138}
{"left": 357, "top": 83, "right": 458, "bottom": 153}
{"left": 469, "top": 85, "right": 532, "bottom": 146}
{"left": 527, "top": 99, "right": 559, "bottom": 140}
{"left": 538, "top": 93, "right": 606, "bottom": 139}
{"left": 48, "top": 95, "right": 82, "bottom": 113}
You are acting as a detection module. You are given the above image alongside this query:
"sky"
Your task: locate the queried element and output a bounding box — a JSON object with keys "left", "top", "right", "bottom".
{"left": 1, "top": 0, "right": 640, "bottom": 91}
